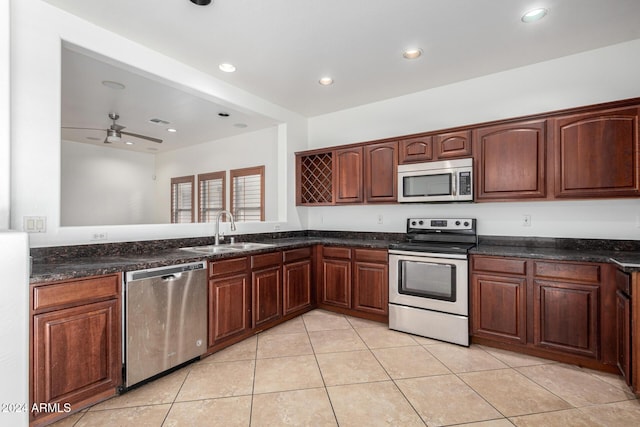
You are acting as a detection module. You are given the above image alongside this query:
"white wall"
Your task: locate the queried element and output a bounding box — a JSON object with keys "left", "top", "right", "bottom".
{"left": 0, "top": 0, "right": 9, "bottom": 230}
{"left": 11, "top": 0, "right": 307, "bottom": 247}
{"left": 306, "top": 39, "right": 640, "bottom": 240}
{"left": 154, "top": 126, "right": 279, "bottom": 228}
{"left": 61, "top": 141, "right": 157, "bottom": 226}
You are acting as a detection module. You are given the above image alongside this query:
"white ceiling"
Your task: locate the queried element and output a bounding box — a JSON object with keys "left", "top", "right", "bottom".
{"left": 49, "top": 0, "right": 640, "bottom": 149}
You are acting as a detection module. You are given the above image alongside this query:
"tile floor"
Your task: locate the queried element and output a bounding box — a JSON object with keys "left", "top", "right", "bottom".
{"left": 52, "top": 309, "right": 640, "bottom": 426}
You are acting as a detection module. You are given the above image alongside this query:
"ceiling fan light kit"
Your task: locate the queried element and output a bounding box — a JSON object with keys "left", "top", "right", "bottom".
{"left": 105, "top": 129, "right": 121, "bottom": 143}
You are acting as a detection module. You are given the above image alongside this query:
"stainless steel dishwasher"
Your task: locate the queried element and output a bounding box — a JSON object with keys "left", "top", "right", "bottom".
{"left": 124, "top": 261, "right": 207, "bottom": 388}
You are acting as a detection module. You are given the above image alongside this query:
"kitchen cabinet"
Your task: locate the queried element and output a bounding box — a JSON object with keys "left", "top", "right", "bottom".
{"left": 616, "top": 269, "right": 632, "bottom": 385}
{"left": 320, "top": 246, "right": 352, "bottom": 308}
{"left": 208, "top": 257, "right": 250, "bottom": 347}
{"left": 474, "top": 120, "right": 547, "bottom": 201}
{"left": 433, "top": 130, "right": 472, "bottom": 159}
{"left": 283, "top": 247, "right": 313, "bottom": 316}
{"left": 30, "top": 274, "right": 122, "bottom": 427}
{"left": 470, "top": 256, "right": 527, "bottom": 344}
{"left": 319, "top": 245, "right": 389, "bottom": 322}
{"left": 352, "top": 249, "right": 388, "bottom": 316}
{"left": 470, "top": 255, "right": 617, "bottom": 371}
{"left": 364, "top": 141, "right": 397, "bottom": 203}
{"left": 251, "top": 251, "right": 282, "bottom": 329}
{"left": 399, "top": 136, "right": 433, "bottom": 164}
{"left": 550, "top": 105, "right": 640, "bottom": 199}
{"left": 334, "top": 146, "right": 364, "bottom": 203}
{"left": 296, "top": 151, "right": 334, "bottom": 205}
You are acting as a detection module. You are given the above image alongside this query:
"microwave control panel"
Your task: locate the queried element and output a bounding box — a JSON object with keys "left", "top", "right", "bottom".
{"left": 458, "top": 171, "right": 472, "bottom": 195}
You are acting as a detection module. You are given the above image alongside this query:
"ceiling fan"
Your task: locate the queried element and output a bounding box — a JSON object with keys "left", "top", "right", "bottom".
{"left": 62, "top": 113, "right": 163, "bottom": 144}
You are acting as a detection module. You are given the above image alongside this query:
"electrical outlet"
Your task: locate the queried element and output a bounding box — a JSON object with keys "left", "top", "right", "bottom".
{"left": 274, "top": 224, "right": 281, "bottom": 231}
{"left": 522, "top": 214, "right": 532, "bottom": 227}
{"left": 91, "top": 232, "right": 108, "bottom": 241}
{"left": 377, "top": 214, "right": 384, "bottom": 225}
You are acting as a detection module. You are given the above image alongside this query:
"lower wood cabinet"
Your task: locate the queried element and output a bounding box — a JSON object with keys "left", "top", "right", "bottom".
{"left": 283, "top": 247, "right": 313, "bottom": 316}
{"left": 471, "top": 255, "right": 617, "bottom": 371}
{"left": 251, "top": 252, "right": 283, "bottom": 329}
{"left": 616, "top": 269, "right": 632, "bottom": 385}
{"left": 319, "top": 246, "right": 388, "bottom": 321}
{"left": 30, "top": 274, "right": 122, "bottom": 427}
{"left": 208, "top": 257, "right": 250, "bottom": 347}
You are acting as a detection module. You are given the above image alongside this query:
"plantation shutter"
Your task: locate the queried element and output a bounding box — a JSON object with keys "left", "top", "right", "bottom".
{"left": 198, "top": 171, "right": 226, "bottom": 222}
{"left": 170, "top": 176, "right": 194, "bottom": 223}
{"left": 230, "top": 166, "right": 264, "bottom": 222}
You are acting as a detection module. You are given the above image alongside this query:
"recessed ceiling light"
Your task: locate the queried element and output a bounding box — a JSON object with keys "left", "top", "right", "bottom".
{"left": 190, "top": 0, "right": 212, "bottom": 5}
{"left": 218, "top": 112, "right": 230, "bottom": 117}
{"left": 319, "top": 77, "right": 334, "bottom": 86}
{"left": 521, "top": 8, "right": 548, "bottom": 23}
{"left": 101, "top": 80, "right": 125, "bottom": 90}
{"left": 219, "top": 63, "right": 236, "bottom": 73}
{"left": 124, "top": 141, "right": 134, "bottom": 145}
{"left": 234, "top": 123, "right": 248, "bottom": 128}
{"left": 402, "top": 48, "right": 423, "bottom": 60}
{"left": 167, "top": 128, "right": 177, "bottom": 133}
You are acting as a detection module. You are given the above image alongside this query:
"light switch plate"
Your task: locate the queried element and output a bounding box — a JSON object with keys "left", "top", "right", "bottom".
{"left": 24, "top": 216, "right": 46, "bottom": 233}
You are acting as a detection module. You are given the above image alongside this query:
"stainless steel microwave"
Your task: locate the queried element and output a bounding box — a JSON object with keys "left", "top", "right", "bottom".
{"left": 398, "top": 158, "right": 473, "bottom": 202}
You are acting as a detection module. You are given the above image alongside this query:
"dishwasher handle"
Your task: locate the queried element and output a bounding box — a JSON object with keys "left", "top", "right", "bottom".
{"left": 126, "top": 261, "right": 206, "bottom": 282}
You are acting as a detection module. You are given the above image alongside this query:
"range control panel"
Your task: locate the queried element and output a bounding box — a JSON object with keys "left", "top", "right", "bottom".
{"left": 407, "top": 218, "right": 475, "bottom": 231}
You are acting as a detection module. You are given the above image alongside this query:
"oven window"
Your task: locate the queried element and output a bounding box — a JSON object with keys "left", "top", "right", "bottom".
{"left": 403, "top": 173, "right": 451, "bottom": 197}
{"left": 398, "top": 260, "right": 456, "bottom": 302}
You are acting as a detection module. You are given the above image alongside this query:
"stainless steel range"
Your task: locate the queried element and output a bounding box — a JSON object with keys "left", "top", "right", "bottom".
{"left": 388, "top": 218, "right": 477, "bottom": 346}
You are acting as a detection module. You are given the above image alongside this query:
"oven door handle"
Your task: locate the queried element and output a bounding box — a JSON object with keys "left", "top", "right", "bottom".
{"left": 452, "top": 172, "right": 457, "bottom": 196}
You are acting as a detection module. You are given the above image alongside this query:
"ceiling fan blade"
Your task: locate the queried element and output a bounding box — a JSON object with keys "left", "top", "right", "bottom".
{"left": 120, "top": 131, "right": 163, "bottom": 143}
{"left": 61, "top": 126, "right": 107, "bottom": 131}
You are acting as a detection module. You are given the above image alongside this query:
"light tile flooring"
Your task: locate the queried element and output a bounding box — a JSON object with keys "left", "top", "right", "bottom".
{"left": 53, "top": 309, "right": 640, "bottom": 426}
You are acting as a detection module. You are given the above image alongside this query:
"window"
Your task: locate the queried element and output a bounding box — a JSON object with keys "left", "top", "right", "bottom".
{"left": 198, "top": 171, "right": 226, "bottom": 222}
{"left": 170, "top": 175, "right": 194, "bottom": 223}
{"left": 230, "top": 166, "right": 265, "bottom": 222}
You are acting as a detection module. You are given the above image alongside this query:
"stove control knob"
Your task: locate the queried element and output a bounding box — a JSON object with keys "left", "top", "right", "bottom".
{"left": 464, "top": 221, "right": 470, "bottom": 227}
{"left": 455, "top": 221, "right": 461, "bottom": 226}
{"left": 411, "top": 221, "right": 417, "bottom": 226}
{"left": 419, "top": 220, "right": 424, "bottom": 225}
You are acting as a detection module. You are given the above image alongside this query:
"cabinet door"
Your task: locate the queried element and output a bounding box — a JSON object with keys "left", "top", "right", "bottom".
{"left": 322, "top": 258, "right": 352, "bottom": 308}
{"left": 616, "top": 290, "right": 631, "bottom": 384}
{"left": 471, "top": 274, "right": 527, "bottom": 344}
{"left": 399, "top": 136, "right": 433, "bottom": 164}
{"left": 208, "top": 273, "right": 250, "bottom": 346}
{"left": 474, "top": 120, "right": 547, "bottom": 201}
{"left": 252, "top": 266, "right": 282, "bottom": 328}
{"left": 364, "top": 141, "right": 397, "bottom": 203}
{"left": 334, "top": 147, "right": 363, "bottom": 203}
{"left": 32, "top": 299, "right": 121, "bottom": 414}
{"left": 552, "top": 106, "right": 640, "bottom": 198}
{"left": 283, "top": 259, "right": 312, "bottom": 316}
{"left": 434, "top": 130, "right": 472, "bottom": 159}
{"left": 353, "top": 261, "right": 388, "bottom": 315}
{"left": 533, "top": 279, "right": 600, "bottom": 358}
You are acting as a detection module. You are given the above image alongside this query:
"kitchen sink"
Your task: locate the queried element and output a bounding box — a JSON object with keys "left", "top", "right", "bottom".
{"left": 179, "top": 242, "right": 275, "bottom": 255}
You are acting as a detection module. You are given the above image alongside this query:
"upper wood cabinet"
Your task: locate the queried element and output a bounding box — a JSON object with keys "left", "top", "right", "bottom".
{"left": 474, "top": 120, "right": 547, "bottom": 201}
{"left": 334, "top": 147, "right": 364, "bottom": 204}
{"left": 364, "top": 141, "right": 397, "bottom": 203}
{"left": 399, "top": 131, "right": 471, "bottom": 164}
{"left": 434, "top": 130, "right": 472, "bottom": 159}
{"left": 399, "top": 136, "right": 433, "bottom": 164}
{"left": 550, "top": 106, "right": 640, "bottom": 198}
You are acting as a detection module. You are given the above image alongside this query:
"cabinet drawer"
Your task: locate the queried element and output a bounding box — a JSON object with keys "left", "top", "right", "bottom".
{"left": 354, "top": 248, "right": 387, "bottom": 263}
{"left": 534, "top": 261, "right": 600, "bottom": 283}
{"left": 251, "top": 251, "right": 282, "bottom": 270}
{"left": 323, "top": 246, "right": 352, "bottom": 260}
{"left": 32, "top": 274, "right": 120, "bottom": 313}
{"left": 472, "top": 256, "right": 527, "bottom": 276}
{"left": 210, "top": 257, "right": 249, "bottom": 277}
{"left": 283, "top": 247, "right": 312, "bottom": 263}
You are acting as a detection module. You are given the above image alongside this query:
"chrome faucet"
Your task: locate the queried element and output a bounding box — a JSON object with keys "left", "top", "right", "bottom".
{"left": 214, "top": 210, "right": 236, "bottom": 245}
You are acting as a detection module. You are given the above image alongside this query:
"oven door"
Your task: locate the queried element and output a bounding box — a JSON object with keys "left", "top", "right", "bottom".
{"left": 389, "top": 251, "right": 468, "bottom": 316}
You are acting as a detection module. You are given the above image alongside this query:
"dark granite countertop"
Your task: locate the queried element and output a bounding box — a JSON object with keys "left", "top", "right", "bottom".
{"left": 30, "top": 236, "right": 394, "bottom": 283}
{"left": 30, "top": 232, "right": 640, "bottom": 284}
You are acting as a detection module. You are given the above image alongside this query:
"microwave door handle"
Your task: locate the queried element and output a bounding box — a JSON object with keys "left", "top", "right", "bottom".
{"left": 452, "top": 173, "right": 457, "bottom": 196}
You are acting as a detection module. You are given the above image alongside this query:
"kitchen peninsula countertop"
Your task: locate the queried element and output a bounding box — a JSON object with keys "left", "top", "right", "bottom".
{"left": 30, "top": 232, "right": 640, "bottom": 283}
{"left": 30, "top": 235, "right": 394, "bottom": 283}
